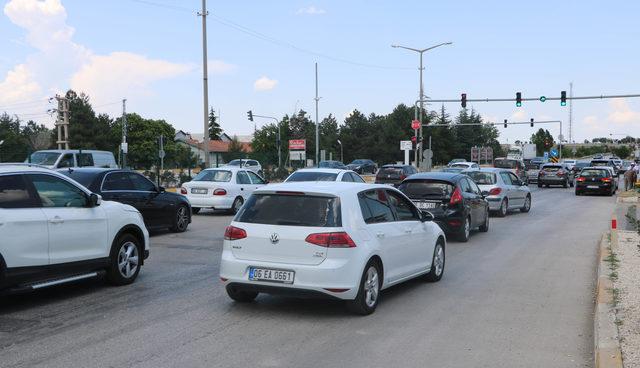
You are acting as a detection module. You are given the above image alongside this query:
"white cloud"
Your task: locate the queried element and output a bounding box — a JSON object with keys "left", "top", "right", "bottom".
{"left": 207, "top": 59, "right": 237, "bottom": 74}
{"left": 254, "top": 76, "right": 278, "bottom": 91}
{"left": 0, "top": 64, "right": 41, "bottom": 105}
{"left": 297, "top": 5, "right": 326, "bottom": 15}
{"left": 608, "top": 99, "right": 640, "bottom": 124}
{"left": 510, "top": 109, "right": 526, "bottom": 121}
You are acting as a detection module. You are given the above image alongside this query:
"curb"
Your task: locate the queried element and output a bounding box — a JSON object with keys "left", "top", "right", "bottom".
{"left": 594, "top": 216, "right": 623, "bottom": 368}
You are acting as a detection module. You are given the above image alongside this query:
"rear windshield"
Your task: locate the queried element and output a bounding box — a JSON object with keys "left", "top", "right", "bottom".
{"left": 193, "top": 170, "right": 232, "bottom": 182}
{"left": 466, "top": 171, "right": 496, "bottom": 185}
{"left": 235, "top": 194, "right": 341, "bottom": 227}
{"left": 286, "top": 172, "right": 338, "bottom": 182}
{"left": 450, "top": 163, "right": 469, "bottom": 168}
{"left": 591, "top": 160, "right": 611, "bottom": 166}
{"left": 62, "top": 171, "right": 98, "bottom": 188}
{"left": 542, "top": 166, "right": 563, "bottom": 172}
{"left": 494, "top": 159, "right": 517, "bottom": 169}
{"left": 575, "top": 162, "right": 590, "bottom": 168}
{"left": 398, "top": 180, "right": 454, "bottom": 199}
{"left": 378, "top": 167, "right": 402, "bottom": 176}
{"left": 581, "top": 169, "right": 608, "bottom": 177}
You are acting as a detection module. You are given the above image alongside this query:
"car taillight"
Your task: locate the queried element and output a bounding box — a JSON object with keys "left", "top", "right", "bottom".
{"left": 577, "top": 177, "right": 586, "bottom": 182}
{"left": 557, "top": 170, "right": 564, "bottom": 177}
{"left": 224, "top": 226, "right": 246, "bottom": 240}
{"left": 213, "top": 188, "right": 227, "bottom": 195}
{"left": 449, "top": 187, "right": 463, "bottom": 205}
{"left": 305, "top": 232, "right": 356, "bottom": 248}
{"left": 180, "top": 187, "right": 187, "bottom": 195}
{"left": 601, "top": 178, "right": 612, "bottom": 183}
{"left": 488, "top": 187, "right": 502, "bottom": 195}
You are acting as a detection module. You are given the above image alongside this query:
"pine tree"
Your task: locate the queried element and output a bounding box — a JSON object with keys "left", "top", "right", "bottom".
{"left": 208, "top": 107, "right": 222, "bottom": 140}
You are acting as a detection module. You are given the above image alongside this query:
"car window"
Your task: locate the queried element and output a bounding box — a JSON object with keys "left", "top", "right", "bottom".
{"left": 29, "top": 174, "right": 87, "bottom": 208}
{"left": 500, "top": 172, "right": 513, "bottom": 185}
{"left": 341, "top": 173, "right": 353, "bottom": 182}
{"left": 467, "top": 179, "right": 482, "bottom": 195}
{"left": 248, "top": 160, "right": 259, "bottom": 166}
{"left": 128, "top": 173, "right": 157, "bottom": 191}
{"left": 246, "top": 171, "right": 266, "bottom": 184}
{"left": 102, "top": 172, "right": 135, "bottom": 191}
{"left": 286, "top": 172, "right": 338, "bottom": 182}
{"left": 386, "top": 190, "right": 420, "bottom": 221}
{"left": 459, "top": 178, "right": 472, "bottom": 193}
{"left": 93, "top": 152, "right": 116, "bottom": 168}
{"left": 351, "top": 173, "right": 365, "bottom": 183}
{"left": 235, "top": 194, "right": 340, "bottom": 227}
{"left": 236, "top": 171, "right": 251, "bottom": 184}
{"left": 466, "top": 171, "right": 496, "bottom": 185}
{"left": 0, "top": 174, "right": 38, "bottom": 208}
{"left": 193, "top": 170, "right": 232, "bottom": 182}
{"left": 57, "top": 153, "right": 74, "bottom": 168}
{"left": 358, "top": 189, "right": 394, "bottom": 224}
{"left": 508, "top": 172, "right": 520, "bottom": 184}
{"left": 76, "top": 153, "right": 94, "bottom": 167}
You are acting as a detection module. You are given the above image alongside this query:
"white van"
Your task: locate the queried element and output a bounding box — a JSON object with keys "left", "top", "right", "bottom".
{"left": 27, "top": 150, "right": 118, "bottom": 169}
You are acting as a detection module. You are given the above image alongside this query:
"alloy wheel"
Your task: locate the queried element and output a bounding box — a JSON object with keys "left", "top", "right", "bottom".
{"left": 364, "top": 266, "right": 379, "bottom": 308}
{"left": 117, "top": 241, "right": 139, "bottom": 279}
{"left": 176, "top": 206, "right": 188, "bottom": 231}
{"left": 434, "top": 244, "right": 444, "bottom": 277}
{"left": 464, "top": 218, "right": 470, "bottom": 239}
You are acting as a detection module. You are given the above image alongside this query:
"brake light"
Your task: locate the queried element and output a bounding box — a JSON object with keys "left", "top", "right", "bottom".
{"left": 213, "top": 188, "right": 227, "bottom": 196}
{"left": 275, "top": 191, "right": 305, "bottom": 196}
{"left": 180, "top": 187, "right": 187, "bottom": 195}
{"left": 400, "top": 174, "right": 407, "bottom": 181}
{"left": 449, "top": 187, "right": 463, "bottom": 205}
{"left": 576, "top": 177, "right": 586, "bottom": 182}
{"left": 601, "top": 178, "right": 612, "bottom": 183}
{"left": 224, "top": 226, "right": 246, "bottom": 240}
{"left": 488, "top": 187, "right": 502, "bottom": 196}
{"left": 305, "top": 232, "right": 356, "bottom": 248}
{"left": 557, "top": 170, "right": 564, "bottom": 177}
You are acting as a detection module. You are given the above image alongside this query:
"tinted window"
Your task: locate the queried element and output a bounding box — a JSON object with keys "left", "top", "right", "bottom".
{"left": 58, "top": 153, "right": 74, "bottom": 168}
{"left": 500, "top": 172, "right": 513, "bottom": 185}
{"left": 61, "top": 170, "right": 99, "bottom": 189}
{"left": 341, "top": 173, "right": 353, "bottom": 182}
{"left": 247, "top": 171, "right": 266, "bottom": 184}
{"left": 466, "top": 171, "right": 496, "bottom": 185}
{"left": 358, "top": 189, "right": 394, "bottom": 224}
{"left": 386, "top": 190, "right": 419, "bottom": 221}
{"left": 0, "top": 175, "right": 37, "bottom": 208}
{"left": 377, "top": 167, "right": 402, "bottom": 178}
{"left": 103, "top": 172, "right": 134, "bottom": 191}
{"left": 30, "top": 174, "right": 87, "bottom": 208}
{"left": 398, "top": 180, "right": 454, "bottom": 199}
{"left": 236, "top": 194, "right": 340, "bottom": 227}
{"left": 350, "top": 173, "right": 366, "bottom": 183}
{"left": 459, "top": 178, "right": 472, "bottom": 193}
{"left": 286, "top": 172, "right": 338, "bottom": 182}
{"left": 193, "top": 170, "right": 232, "bottom": 182}
{"left": 128, "top": 173, "right": 156, "bottom": 191}
{"left": 542, "top": 165, "right": 562, "bottom": 172}
{"left": 76, "top": 153, "right": 94, "bottom": 167}
{"left": 236, "top": 171, "right": 251, "bottom": 184}
{"left": 494, "top": 159, "right": 517, "bottom": 169}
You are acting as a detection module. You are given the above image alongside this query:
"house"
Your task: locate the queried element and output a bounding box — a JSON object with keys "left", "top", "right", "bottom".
{"left": 175, "top": 131, "right": 252, "bottom": 168}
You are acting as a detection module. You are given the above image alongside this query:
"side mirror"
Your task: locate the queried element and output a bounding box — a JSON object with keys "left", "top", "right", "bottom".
{"left": 157, "top": 186, "right": 166, "bottom": 193}
{"left": 89, "top": 193, "right": 102, "bottom": 207}
{"left": 420, "top": 210, "right": 434, "bottom": 222}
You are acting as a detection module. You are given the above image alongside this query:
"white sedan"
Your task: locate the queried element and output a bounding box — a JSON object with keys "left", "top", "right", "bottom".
{"left": 219, "top": 182, "right": 446, "bottom": 315}
{"left": 181, "top": 167, "right": 267, "bottom": 214}
{"left": 284, "top": 168, "right": 366, "bottom": 183}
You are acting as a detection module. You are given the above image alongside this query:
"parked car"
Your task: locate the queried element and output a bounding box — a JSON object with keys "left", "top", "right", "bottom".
{"left": 537, "top": 163, "right": 574, "bottom": 188}
{"left": 346, "top": 159, "right": 377, "bottom": 174}
{"left": 561, "top": 159, "right": 577, "bottom": 171}
{"left": 226, "top": 159, "right": 263, "bottom": 176}
{"left": 27, "top": 149, "right": 117, "bottom": 169}
{"left": 0, "top": 164, "right": 149, "bottom": 294}
{"left": 181, "top": 167, "right": 267, "bottom": 214}
{"left": 575, "top": 167, "right": 616, "bottom": 196}
{"left": 60, "top": 168, "right": 191, "bottom": 233}
{"left": 590, "top": 159, "right": 620, "bottom": 176}
{"left": 464, "top": 168, "right": 531, "bottom": 217}
{"left": 285, "top": 168, "right": 365, "bottom": 183}
{"left": 219, "top": 182, "right": 446, "bottom": 315}
{"left": 319, "top": 160, "right": 348, "bottom": 170}
{"left": 398, "top": 172, "right": 489, "bottom": 242}
{"left": 375, "top": 164, "right": 418, "bottom": 187}
{"left": 447, "top": 158, "right": 467, "bottom": 167}
{"left": 493, "top": 158, "right": 528, "bottom": 184}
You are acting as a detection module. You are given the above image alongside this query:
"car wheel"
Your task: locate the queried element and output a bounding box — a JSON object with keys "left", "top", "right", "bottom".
{"left": 497, "top": 199, "right": 508, "bottom": 217}
{"left": 347, "top": 260, "right": 381, "bottom": 315}
{"left": 225, "top": 285, "right": 258, "bottom": 303}
{"left": 575, "top": 190, "right": 581, "bottom": 196}
{"left": 192, "top": 207, "right": 201, "bottom": 215}
{"left": 609, "top": 187, "right": 615, "bottom": 197}
{"left": 106, "top": 234, "right": 141, "bottom": 286}
{"left": 520, "top": 195, "right": 531, "bottom": 213}
{"left": 457, "top": 217, "right": 471, "bottom": 242}
{"left": 170, "top": 205, "right": 189, "bottom": 233}
{"left": 537, "top": 183, "right": 542, "bottom": 188}
{"left": 423, "top": 240, "right": 445, "bottom": 282}
{"left": 563, "top": 180, "right": 568, "bottom": 188}
{"left": 231, "top": 197, "right": 244, "bottom": 215}
{"left": 479, "top": 209, "right": 489, "bottom": 232}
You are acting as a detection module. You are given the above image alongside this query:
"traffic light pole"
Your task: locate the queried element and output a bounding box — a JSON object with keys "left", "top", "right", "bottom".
{"left": 423, "top": 93, "right": 640, "bottom": 104}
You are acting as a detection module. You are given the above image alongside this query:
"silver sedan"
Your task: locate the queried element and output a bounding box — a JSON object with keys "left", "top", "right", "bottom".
{"left": 463, "top": 168, "right": 532, "bottom": 217}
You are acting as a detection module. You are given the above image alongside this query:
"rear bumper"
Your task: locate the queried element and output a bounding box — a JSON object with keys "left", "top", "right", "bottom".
{"left": 433, "top": 212, "right": 465, "bottom": 234}
{"left": 485, "top": 196, "right": 504, "bottom": 211}
{"left": 576, "top": 184, "right": 611, "bottom": 193}
{"left": 186, "top": 195, "right": 234, "bottom": 209}
{"left": 538, "top": 177, "right": 567, "bottom": 184}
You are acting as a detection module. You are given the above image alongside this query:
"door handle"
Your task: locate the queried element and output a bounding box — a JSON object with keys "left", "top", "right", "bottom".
{"left": 376, "top": 232, "right": 385, "bottom": 238}
{"left": 49, "top": 216, "right": 64, "bottom": 224}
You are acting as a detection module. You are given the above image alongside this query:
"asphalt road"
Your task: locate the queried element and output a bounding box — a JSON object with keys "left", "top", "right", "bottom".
{"left": 0, "top": 184, "right": 618, "bottom": 368}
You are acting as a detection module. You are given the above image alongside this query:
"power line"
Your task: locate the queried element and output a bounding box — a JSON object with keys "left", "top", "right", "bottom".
{"left": 421, "top": 93, "right": 640, "bottom": 103}
{"left": 0, "top": 98, "right": 50, "bottom": 109}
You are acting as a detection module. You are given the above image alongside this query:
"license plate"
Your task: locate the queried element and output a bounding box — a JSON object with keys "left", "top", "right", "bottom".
{"left": 416, "top": 201, "right": 437, "bottom": 209}
{"left": 191, "top": 188, "right": 208, "bottom": 194}
{"left": 249, "top": 267, "right": 295, "bottom": 284}
{"left": 587, "top": 185, "right": 599, "bottom": 189}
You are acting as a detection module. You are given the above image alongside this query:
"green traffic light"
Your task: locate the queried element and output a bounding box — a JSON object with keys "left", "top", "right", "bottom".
{"left": 560, "top": 101, "right": 567, "bottom": 106}
{"left": 516, "top": 102, "right": 522, "bottom": 107}
{"left": 539, "top": 96, "right": 546, "bottom": 102}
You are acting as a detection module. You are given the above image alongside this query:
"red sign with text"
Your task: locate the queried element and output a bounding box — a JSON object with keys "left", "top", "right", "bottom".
{"left": 411, "top": 120, "right": 420, "bottom": 130}
{"left": 289, "top": 139, "right": 306, "bottom": 150}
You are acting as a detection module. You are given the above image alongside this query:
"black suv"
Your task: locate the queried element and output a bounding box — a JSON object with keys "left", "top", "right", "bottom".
{"left": 375, "top": 164, "right": 418, "bottom": 187}
{"left": 347, "top": 159, "right": 377, "bottom": 174}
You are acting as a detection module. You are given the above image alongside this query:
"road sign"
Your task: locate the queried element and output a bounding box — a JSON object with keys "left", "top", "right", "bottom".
{"left": 400, "top": 141, "right": 412, "bottom": 151}
{"left": 121, "top": 142, "right": 128, "bottom": 154}
{"left": 422, "top": 149, "right": 433, "bottom": 160}
{"left": 158, "top": 149, "right": 165, "bottom": 159}
{"left": 550, "top": 148, "right": 558, "bottom": 157}
{"left": 411, "top": 119, "right": 420, "bottom": 130}
{"left": 290, "top": 151, "right": 306, "bottom": 161}
{"left": 288, "top": 139, "right": 306, "bottom": 150}
{"left": 544, "top": 151, "right": 549, "bottom": 160}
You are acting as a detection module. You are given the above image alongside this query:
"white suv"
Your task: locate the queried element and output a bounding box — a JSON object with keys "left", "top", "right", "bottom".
{"left": 0, "top": 165, "right": 149, "bottom": 294}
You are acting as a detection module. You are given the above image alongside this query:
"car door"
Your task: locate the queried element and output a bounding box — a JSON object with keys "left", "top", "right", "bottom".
{"left": 28, "top": 173, "right": 109, "bottom": 264}
{"left": 460, "top": 178, "right": 483, "bottom": 227}
{"left": 0, "top": 174, "right": 49, "bottom": 268}
{"left": 100, "top": 171, "right": 137, "bottom": 207}
{"left": 358, "top": 189, "right": 405, "bottom": 283}
{"left": 507, "top": 172, "right": 526, "bottom": 207}
{"left": 127, "top": 172, "right": 167, "bottom": 228}
{"left": 386, "top": 189, "right": 431, "bottom": 277}
{"left": 235, "top": 170, "right": 252, "bottom": 201}
{"left": 499, "top": 172, "right": 516, "bottom": 207}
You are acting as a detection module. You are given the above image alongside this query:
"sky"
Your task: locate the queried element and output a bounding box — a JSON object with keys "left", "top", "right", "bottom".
{"left": 1, "top": 0, "right": 639, "bottom": 145}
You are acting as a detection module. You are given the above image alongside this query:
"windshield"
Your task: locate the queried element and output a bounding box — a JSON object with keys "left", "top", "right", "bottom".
{"left": 466, "top": 171, "right": 496, "bottom": 185}
{"left": 450, "top": 163, "right": 470, "bottom": 168}
{"left": 580, "top": 169, "right": 608, "bottom": 178}
{"left": 542, "top": 166, "right": 562, "bottom": 172}
{"left": 285, "top": 172, "right": 338, "bottom": 182}
{"left": 62, "top": 171, "right": 98, "bottom": 188}
{"left": 494, "top": 159, "right": 518, "bottom": 169}
{"left": 236, "top": 194, "right": 341, "bottom": 227}
{"left": 576, "top": 162, "right": 590, "bottom": 168}
{"left": 398, "top": 180, "right": 454, "bottom": 199}
{"left": 193, "top": 170, "right": 232, "bottom": 182}
{"left": 28, "top": 152, "right": 61, "bottom": 165}
{"left": 350, "top": 160, "right": 366, "bottom": 165}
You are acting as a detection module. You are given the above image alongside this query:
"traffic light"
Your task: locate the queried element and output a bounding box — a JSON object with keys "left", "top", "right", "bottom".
{"left": 461, "top": 93, "right": 467, "bottom": 108}
{"left": 247, "top": 110, "right": 253, "bottom": 121}
{"left": 560, "top": 91, "right": 567, "bottom": 106}
{"left": 504, "top": 119, "right": 507, "bottom": 128}
{"left": 530, "top": 118, "right": 534, "bottom": 127}
{"left": 539, "top": 96, "right": 546, "bottom": 102}
{"left": 516, "top": 92, "right": 522, "bottom": 107}
{"left": 411, "top": 136, "right": 417, "bottom": 144}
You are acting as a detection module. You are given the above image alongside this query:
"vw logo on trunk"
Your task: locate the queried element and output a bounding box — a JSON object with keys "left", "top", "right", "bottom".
{"left": 269, "top": 233, "right": 279, "bottom": 244}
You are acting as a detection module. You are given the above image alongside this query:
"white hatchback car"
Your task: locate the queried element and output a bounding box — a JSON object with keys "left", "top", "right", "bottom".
{"left": 0, "top": 165, "right": 149, "bottom": 294}
{"left": 219, "top": 182, "right": 446, "bottom": 315}
{"left": 284, "top": 168, "right": 366, "bottom": 183}
{"left": 181, "top": 167, "right": 267, "bottom": 214}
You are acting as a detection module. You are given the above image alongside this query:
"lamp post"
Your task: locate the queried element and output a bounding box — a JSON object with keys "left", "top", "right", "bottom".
{"left": 392, "top": 42, "right": 452, "bottom": 168}
{"left": 337, "top": 139, "right": 343, "bottom": 163}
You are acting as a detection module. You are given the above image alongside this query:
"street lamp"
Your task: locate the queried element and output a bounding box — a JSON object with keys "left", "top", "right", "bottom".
{"left": 337, "top": 139, "right": 343, "bottom": 163}
{"left": 392, "top": 42, "right": 452, "bottom": 168}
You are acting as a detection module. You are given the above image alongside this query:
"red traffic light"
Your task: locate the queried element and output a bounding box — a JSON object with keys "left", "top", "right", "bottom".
{"left": 411, "top": 136, "right": 417, "bottom": 143}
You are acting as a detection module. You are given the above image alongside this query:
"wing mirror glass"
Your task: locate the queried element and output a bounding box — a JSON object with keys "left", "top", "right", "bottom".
{"left": 420, "top": 210, "right": 434, "bottom": 222}
{"left": 89, "top": 193, "right": 102, "bottom": 207}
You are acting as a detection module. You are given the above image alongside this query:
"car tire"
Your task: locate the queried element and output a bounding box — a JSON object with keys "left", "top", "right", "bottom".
{"left": 457, "top": 217, "right": 471, "bottom": 242}
{"left": 347, "top": 260, "right": 381, "bottom": 315}
{"left": 575, "top": 190, "right": 581, "bottom": 196}
{"left": 106, "top": 233, "right": 142, "bottom": 286}
{"left": 609, "top": 187, "right": 615, "bottom": 197}
{"left": 231, "top": 197, "right": 244, "bottom": 215}
{"left": 170, "top": 205, "right": 189, "bottom": 233}
{"left": 479, "top": 209, "right": 489, "bottom": 232}
{"left": 192, "top": 207, "right": 201, "bottom": 215}
{"left": 497, "top": 199, "right": 508, "bottom": 217}
{"left": 520, "top": 195, "right": 531, "bottom": 213}
{"left": 423, "top": 240, "right": 445, "bottom": 282}
{"left": 225, "top": 285, "right": 258, "bottom": 303}
{"left": 537, "top": 183, "right": 542, "bottom": 188}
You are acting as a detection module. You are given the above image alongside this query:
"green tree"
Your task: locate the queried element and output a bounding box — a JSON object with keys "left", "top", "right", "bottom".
{"left": 21, "top": 120, "right": 52, "bottom": 151}
{"left": 208, "top": 107, "right": 222, "bottom": 140}
{"left": 223, "top": 136, "right": 247, "bottom": 162}
{"left": 530, "top": 128, "right": 555, "bottom": 156}
{"left": 319, "top": 114, "right": 340, "bottom": 161}
{"left": 112, "top": 113, "right": 178, "bottom": 169}
{"left": 339, "top": 109, "right": 371, "bottom": 163}
{"left": 0, "top": 113, "right": 28, "bottom": 162}
{"left": 66, "top": 90, "right": 117, "bottom": 150}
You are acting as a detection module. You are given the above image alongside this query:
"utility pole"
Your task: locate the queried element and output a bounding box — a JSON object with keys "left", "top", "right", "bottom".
{"left": 314, "top": 62, "right": 320, "bottom": 167}
{"left": 54, "top": 94, "right": 70, "bottom": 150}
{"left": 198, "top": 0, "right": 210, "bottom": 168}
{"left": 121, "top": 98, "right": 127, "bottom": 168}
{"left": 569, "top": 82, "right": 573, "bottom": 143}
